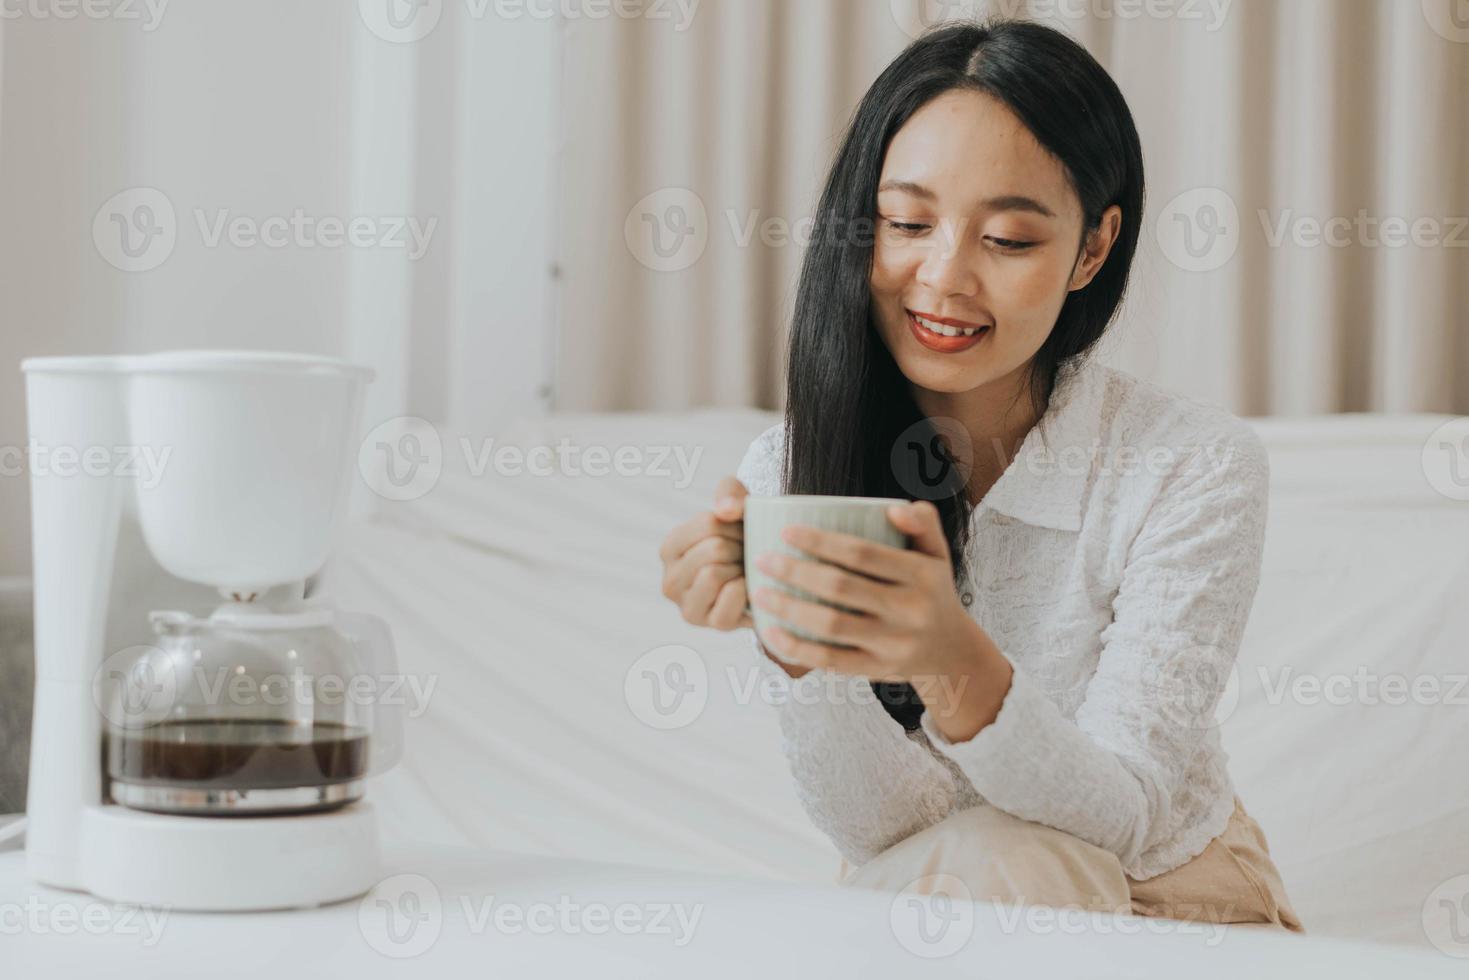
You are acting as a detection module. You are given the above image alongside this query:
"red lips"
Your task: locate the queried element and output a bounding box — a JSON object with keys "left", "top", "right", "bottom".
{"left": 905, "top": 309, "right": 990, "bottom": 354}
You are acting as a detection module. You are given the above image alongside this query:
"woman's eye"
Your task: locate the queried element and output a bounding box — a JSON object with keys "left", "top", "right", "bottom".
{"left": 883, "top": 219, "right": 932, "bottom": 235}
{"left": 987, "top": 237, "right": 1037, "bottom": 252}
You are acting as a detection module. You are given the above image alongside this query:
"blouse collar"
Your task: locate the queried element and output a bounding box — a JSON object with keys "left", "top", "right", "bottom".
{"left": 977, "top": 355, "right": 1105, "bottom": 533}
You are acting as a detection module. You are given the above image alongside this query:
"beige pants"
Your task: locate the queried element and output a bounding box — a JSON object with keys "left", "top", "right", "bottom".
{"left": 842, "top": 798, "right": 1303, "bottom": 932}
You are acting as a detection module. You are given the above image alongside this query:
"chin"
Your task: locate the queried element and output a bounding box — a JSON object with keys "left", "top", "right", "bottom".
{"left": 891, "top": 355, "right": 993, "bottom": 395}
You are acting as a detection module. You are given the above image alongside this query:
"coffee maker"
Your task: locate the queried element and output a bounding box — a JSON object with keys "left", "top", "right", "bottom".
{"left": 23, "top": 350, "right": 402, "bottom": 911}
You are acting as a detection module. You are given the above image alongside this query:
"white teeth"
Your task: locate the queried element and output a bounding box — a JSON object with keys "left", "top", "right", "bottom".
{"left": 913, "top": 314, "right": 983, "bottom": 338}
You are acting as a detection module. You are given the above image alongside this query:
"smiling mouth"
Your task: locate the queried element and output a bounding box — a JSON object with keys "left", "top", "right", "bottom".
{"left": 905, "top": 309, "right": 991, "bottom": 353}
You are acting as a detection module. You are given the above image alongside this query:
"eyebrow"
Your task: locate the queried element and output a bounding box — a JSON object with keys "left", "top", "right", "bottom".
{"left": 876, "top": 180, "right": 1057, "bottom": 218}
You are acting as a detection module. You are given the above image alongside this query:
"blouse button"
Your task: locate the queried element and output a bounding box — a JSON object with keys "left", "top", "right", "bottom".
{"left": 961, "top": 591, "right": 974, "bottom": 607}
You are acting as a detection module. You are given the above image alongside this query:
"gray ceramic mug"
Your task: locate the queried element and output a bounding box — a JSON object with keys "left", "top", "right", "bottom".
{"left": 743, "top": 495, "right": 911, "bottom": 646}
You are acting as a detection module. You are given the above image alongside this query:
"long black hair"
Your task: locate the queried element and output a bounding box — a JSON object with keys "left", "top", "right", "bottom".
{"left": 781, "top": 20, "right": 1145, "bottom": 729}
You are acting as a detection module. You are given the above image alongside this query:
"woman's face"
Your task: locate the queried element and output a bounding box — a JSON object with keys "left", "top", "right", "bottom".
{"left": 870, "top": 88, "right": 1120, "bottom": 399}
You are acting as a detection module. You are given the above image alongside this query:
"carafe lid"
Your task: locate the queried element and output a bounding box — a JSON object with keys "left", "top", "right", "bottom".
{"left": 150, "top": 602, "right": 337, "bottom": 634}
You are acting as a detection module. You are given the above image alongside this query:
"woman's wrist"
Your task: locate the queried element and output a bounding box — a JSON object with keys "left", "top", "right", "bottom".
{"left": 917, "top": 621, "right": 1013, "bottom": 743}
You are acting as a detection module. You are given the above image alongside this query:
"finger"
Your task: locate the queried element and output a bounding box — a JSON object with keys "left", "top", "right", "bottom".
{"left": 752, "top": 551, "right": 888, "bottom": 615}
{"left": 706, "top": 578, "right": 749, "bottom": 631}
{"left": 668, "top": 534, "right": 744, "bottom": 593}
{"left": 681, "top": 563, "right": 743, "bottom": 624}
{"left": 659, "top": 512, "right": 743, "bottom": 564}
{"left": 779, "top": 525, "right": 921, "bottom": 583}
{"left": 711, "top": 476, "right": 749, "bottom": 523}
{"left": 751, "top": 587, "right": 879, "bottom": 647}
{"left": 759, "top": 626, "right": 884, "bottom": 677}
{"left": 885, "top": 500, "right": 950, "bottom": 562}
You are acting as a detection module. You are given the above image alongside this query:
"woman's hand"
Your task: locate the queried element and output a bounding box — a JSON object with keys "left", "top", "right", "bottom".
{"left": 749, "top": 499, "right": 1011, "bottom": 739}
{"left": 659, "top": 476, "right": 753, "bottom": 631}
{"left": 659, "top": 477, "right": 811, "bottom": 679}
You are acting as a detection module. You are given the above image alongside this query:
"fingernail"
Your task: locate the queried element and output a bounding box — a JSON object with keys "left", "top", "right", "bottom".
{"left": 754, "top": 553, "right": 781, "bottom": 574}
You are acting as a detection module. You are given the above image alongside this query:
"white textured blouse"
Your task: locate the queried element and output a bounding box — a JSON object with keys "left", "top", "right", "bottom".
{"left": 735, "top": 355, "right": 1271, "bottom": 880}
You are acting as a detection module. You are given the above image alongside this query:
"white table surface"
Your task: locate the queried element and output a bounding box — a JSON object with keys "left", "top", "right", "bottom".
{"left": 1, "top": 837, "right": 1460, "bottom": 979}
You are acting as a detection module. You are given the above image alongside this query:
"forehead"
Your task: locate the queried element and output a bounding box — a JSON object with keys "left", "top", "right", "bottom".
{"left": 879, "top": 89, "right": 1076, "bottom": 217}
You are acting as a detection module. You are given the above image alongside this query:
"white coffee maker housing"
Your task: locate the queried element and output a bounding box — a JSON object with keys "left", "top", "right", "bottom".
{"left": 23, "top": 350, "right": 399, "bottom": 911}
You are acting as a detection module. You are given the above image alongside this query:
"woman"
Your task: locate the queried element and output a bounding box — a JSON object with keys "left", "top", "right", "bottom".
{"left": 657, "top": 19, "right": 1300, "bottom": 931}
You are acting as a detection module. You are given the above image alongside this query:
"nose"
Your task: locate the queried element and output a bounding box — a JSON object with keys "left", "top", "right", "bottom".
{"left": 913, "top": 220, "right": 981, "bottom": 298}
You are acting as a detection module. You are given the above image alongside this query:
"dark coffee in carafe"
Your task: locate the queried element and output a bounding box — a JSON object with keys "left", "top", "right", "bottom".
{"left": 108, "top": 719, "right": 369, "bottom": 815}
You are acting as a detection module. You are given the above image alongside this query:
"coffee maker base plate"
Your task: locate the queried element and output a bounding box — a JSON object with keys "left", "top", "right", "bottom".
{"left": 77, "top": 801, "right": 381, "bottom": 911}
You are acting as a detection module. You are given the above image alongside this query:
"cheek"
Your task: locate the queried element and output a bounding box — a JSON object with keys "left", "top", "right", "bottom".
{"left": 869, "top": 242, "right": 917, "bottom": 297}
{"left": 1001, "top": 248, "right": 1072, "bottom": 296}
{"left": 991, "top": 253, "right": 1075, "bottom": 323}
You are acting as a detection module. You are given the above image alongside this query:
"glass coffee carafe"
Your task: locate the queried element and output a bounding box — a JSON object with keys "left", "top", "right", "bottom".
{"left": 99, "top": 602, "right": 401, "bottom": 816}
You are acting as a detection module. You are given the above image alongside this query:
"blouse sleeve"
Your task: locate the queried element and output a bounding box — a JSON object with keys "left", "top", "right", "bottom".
{"left": 737, "top": 425, "right": 968, "bottom": 867}
{"left": 919, "top": 421, "right": 1270, "bottom": 872}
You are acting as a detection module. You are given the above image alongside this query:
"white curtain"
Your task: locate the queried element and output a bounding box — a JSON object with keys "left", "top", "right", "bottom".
{"left": 554, "top": 0, "right": 1469, "bottom": 415}
{"left": 0, "top": 5, "right": 562, "bottom": 577}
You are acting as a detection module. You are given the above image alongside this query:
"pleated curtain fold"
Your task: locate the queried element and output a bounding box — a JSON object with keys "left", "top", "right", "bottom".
{"left": 555, "top": 0, "right": 1469, "bottom": 415}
